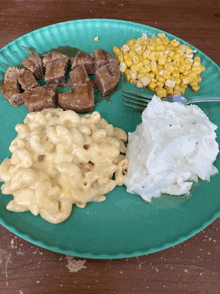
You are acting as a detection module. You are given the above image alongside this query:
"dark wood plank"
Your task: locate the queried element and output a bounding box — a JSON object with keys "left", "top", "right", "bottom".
{"left": 1, "top": 0, "right": 220, "bottom": 293}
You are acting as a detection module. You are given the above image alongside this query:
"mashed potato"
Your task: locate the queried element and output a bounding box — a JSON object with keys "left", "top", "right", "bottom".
{"left": 124, "top": 96, "right": 219, "bottom": 202}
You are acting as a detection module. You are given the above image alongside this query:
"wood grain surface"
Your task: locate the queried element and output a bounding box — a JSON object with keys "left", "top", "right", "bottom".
{"left": 1, "top": 0, "right": 220, "bottom": 293}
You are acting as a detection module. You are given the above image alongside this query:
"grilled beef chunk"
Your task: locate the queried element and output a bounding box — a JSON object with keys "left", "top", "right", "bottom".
{"left": 44, "top": 56, "right": 69, "bottom": 87}
{"left": 58, "top": 82, "right": 94, "bottom": 113}
{"left": 93, "top": 49, "right": 117, "bottom": 71}
{"left": 0, "top": 80, "right": 23, "bottom": 107}
{"left": 94, "top": 62, "right": 120, "bottom": 97}
{"left": 22, "top": 52, "right": 44, "bottom": 79}
{"left": 18, "top": 70, "right": 39, "bottom": 91}
{"left": 71, "top": 51, "right": 95, "bottom": 75}
{"left": 4, "top": 67, "right": 25, "bottom": 82}
{"left": 70, "top": 64, "right": 90, "bottom": 87}
{"left": 43, "top": 52, "right": 72, "bottom": 67}
{"left": 22, "top": 84, "right": 58, "bottom": 112}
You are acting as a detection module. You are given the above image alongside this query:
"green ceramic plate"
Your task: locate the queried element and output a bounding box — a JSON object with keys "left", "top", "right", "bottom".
{"left": 0, "top": 19, "right": 220, "bottom": 259}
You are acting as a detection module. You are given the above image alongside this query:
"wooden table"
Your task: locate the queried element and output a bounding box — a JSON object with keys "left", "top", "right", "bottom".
{"left": 1, "top": 1, "right": 220, "bottom": 293}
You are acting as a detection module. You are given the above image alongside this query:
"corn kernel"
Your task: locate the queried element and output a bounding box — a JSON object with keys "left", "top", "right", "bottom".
{"left": 165, "top": 64, "right": 175, "bottom": 73}
{"left": 189, "top": 81, "right": 198, "bottom": 87}
{"left": 120, "top": 62, "right": 127, "bottom": 73}
{"left": 129, "top": 51, "right": 136, "bottom": 58}
{"left": 139, "top": 67, "right": 148, "bottom": 74}
{"left": 191, "top": 85, "right": 200, "bottom": 92}
{"left": 137, "top": 80, "right": 144, "bottom": 88}
{"left": 156, "top": 88, "right": 167, "bottom": 98}
{"left": 137, "top": 73, "right": 146, "bottom": 79}
{"left": 157, "top": 81, "right": 164, "bottom": 88}
{"left": 140, "top": 76, "right": 151, "bottom": 87}
{"left": 149, "top": 81, "right": 157, "bottom": 91}
{"left": 179, "top": 86, "right": 186, "bottom": 94}
{"left": 127, "top": 39, "right": 135, "bottom": 46}
{"left": 156, "top": 75, "right": 165, "bottom": 83}
{"left": 173, "top": 91, "right": 182, "bottom": 95}
{"left": 174, "top": 85, "right": 181, "bottom": 91}
{"left": 166, "top": 87, "right": 174, "bottom": 95}
{"left": 165, "top": 79, "right": 176, "bottom": 88}
{"left": 148, "top": 73, "right": 155, "bottom": 79}
{"left": 147, "top": 44, "right": 155, "bottom": 51}
{"left": 158, "top": 56, "right": 166, "bottom": 65}
{"left": 172, "top": 71, "right": 180, "bottom": 79}
{"left": 155, "top": 44, "right": 166, "bottom": 52}
{"left": 185, "top": 64, "right": 192, "bottom": 71}
{"left": 182, "top": 71, "right": 190, "bottom": 76}
{"left": 113, "top": 46, "right": 120, "bottom": 55}
{"left": 168, "top": 51, "right": 175, "bottom": 58}
{"left": 196, "top": 76, "right": 202, "bottom": 83}
{"left": 176, "top": 78, "right": 182, "bottom": 85}
{"left": 130, "top": 64, "right": 139, "bottom": 71}
{"left": 125, "top": 69, "right": 130, "bottom": 75}
{"left": 144, "top": 65, "right": 151, "bottom": 72}
{"left": 124, "top": 58, "right": 133, "bottom": 68}
{"left": 125, "top": 73, "right": 131, "bottom": 82}
{"left": 129, "top": 70, "right": 137, "bottom": 80}
{"left": 118, "top": 55, "right": 124, "bottom": 63}
{"left": 182, "top": 77, "right": 191, "bottom": 85}
{"left": 162, "top": 70, "right": 170, "bottom": 79}
{"left": 170, "top": 39, "right": 180, "bottom": 47}
{"left": 121, "top": 44, "right": 130, "bottom": 52}
{"left": 143, "top": 50, "right": 150, "bottom": 59}
{"left": 130, "top": 79, "right": 138, "bottom": 84}
{"left": 167, "top": 57, "right": 172, "bottom": 63}
{"left": 201, "top": 66, "right": 206, "bottom": 72}
{"left": 189, "top": 72, "right": 197, "bottom": 80}
{"left": 179, "top": 65, "right": 185, "bottom": 73}
{"left": 194, "top": 56, "right": 201, "bottom": 62}
{"left": 162, "top": 38, "right": 170, "bottom": 45}
{"left": 143, "top": 58, "right": 150, "bottom": 65}
{"left": 132, "top": 55, "right": 140, "bottom": 64}
{"left": 192, "top": 67, "right": 202, "bottom": 74}
{"left": 137, "top": 62, "right": 144, "bottom": 68}
{"left": 123, "top": 54, "right": 130, "bottom": 61}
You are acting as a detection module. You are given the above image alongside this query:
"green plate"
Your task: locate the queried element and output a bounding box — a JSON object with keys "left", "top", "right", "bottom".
{"left": 0, "top": 19, "right": 220, "bottom": 259}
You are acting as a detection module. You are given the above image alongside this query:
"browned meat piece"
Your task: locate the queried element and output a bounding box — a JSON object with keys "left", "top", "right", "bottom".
{"left": 44, "top": 56, "right": 69, "bottom": 87}
{"left": 18, "top": 70, "right": 39, "bottom": 91}
{"left": 22, "top": 84, "right": 58, "bottom": 112}
{"left": 4, "top": 67, "right": 25, "bottom": 82}
{"left": 70, "top": 64, "right": 90, "bottom": 87}
{"left": 43, "top": 52, "right": 72, "bottom": 67}
{"left": 58, "top": 82, "right": 94, "bottom": 113}
{"left": 22, "top": 52, "right": 44, "bottom": 80}
{"left": 0, "top": 80, "right": 23, "bottom": 107}
{"left": 71, "top": 51, "right": 95, "bottom": 75}
{"left": 94, "top": 62, "right": 120, "bottom": 97}
{"left": 93, "top": 49, "right": 117, "bottom": 71}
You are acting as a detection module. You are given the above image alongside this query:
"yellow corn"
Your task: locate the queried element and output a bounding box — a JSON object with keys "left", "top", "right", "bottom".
{"left": 170, "top": 39, "right": 180, "bottom": 47}
{"left": 191, "top": 85, "right": 200, "bottom": 92}
{"left": 113, "top": 33, "right": 205, "bottom": 95}
{"left": 124, "top": 58, "right": 133, "bottom": 68}
{"left": 156, "top": 88, "right": 167, "bottom": 98}
{"left": 113, "top": 46, "right": 120, "bottom": 55}
{"left": 149, "top": 81, "right": 157, "bottom": 91}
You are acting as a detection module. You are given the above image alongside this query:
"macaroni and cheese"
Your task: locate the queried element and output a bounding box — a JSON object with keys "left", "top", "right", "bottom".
{"left": 0, "top": 109, "right": 128, "bottom": 224}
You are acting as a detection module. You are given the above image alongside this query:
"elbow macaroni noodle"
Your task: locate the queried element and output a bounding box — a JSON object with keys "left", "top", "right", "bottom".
{"left": 0, "top": 109, "right": 128, "bottom": 224}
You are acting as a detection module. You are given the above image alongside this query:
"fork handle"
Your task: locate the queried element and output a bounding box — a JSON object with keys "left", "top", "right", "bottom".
{"left": 187, "top": 97, "right": 220, "bottom": 104}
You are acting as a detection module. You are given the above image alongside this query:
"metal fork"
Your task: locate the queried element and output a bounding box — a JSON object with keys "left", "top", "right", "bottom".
{"left": 122, "top": 90, "right": 220, "bottom": 111}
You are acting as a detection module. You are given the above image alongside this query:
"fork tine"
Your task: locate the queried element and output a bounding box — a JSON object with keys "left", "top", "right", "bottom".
{"left": 123, "top": 103, "right": 146, "bottom": 111}
{"left": 122, "top": 93, "right": 150, "bottom": 103}
{"left": 122, "top": 90, "right": 153, "bottom": 99}
{"left": 122, "top": 98, "right": 148, "bottom": 107}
